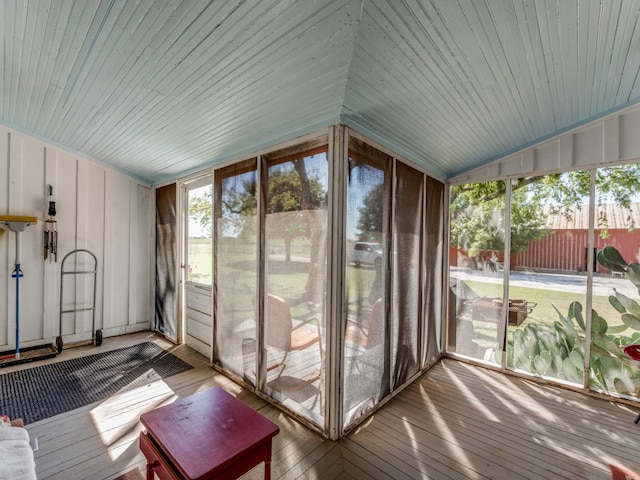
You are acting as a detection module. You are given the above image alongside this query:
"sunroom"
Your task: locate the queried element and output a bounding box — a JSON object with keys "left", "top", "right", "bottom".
{"left": 1, "top": 0, "right": 640, "bottom": 467}
{"left": 158, "top": 105, "right": 640, "bottom": 440}
{"left": 157, "top": 126, "right": 445, "bottom": 438}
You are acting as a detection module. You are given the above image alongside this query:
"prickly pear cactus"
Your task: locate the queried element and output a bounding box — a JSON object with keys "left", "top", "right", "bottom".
{"left": 507, "top": 245, "right": 640, "bottom": 396}
{"left": 598, "top": 246, "right": 640, "bottom": 295}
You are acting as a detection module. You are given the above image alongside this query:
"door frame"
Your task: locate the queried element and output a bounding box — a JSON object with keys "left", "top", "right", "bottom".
{"left": 179, "top": 173, "right": 214, "bottom": 354}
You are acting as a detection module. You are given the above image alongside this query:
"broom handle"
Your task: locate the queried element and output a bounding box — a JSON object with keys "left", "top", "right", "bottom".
{"left": 12, "top": 230, "right": 22, "bottom": 359}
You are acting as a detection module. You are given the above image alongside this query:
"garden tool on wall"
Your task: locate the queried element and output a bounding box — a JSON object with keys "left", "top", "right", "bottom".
{"left": 44, "top": 185, "right": 57, "bottom": 262}
{"left": 0, "top": 215, "right": 37, "bottom": 360}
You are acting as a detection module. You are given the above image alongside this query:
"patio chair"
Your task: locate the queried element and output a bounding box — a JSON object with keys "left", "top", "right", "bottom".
{"left": 265, "top": 294, "right": 323, "bottom": 387}
{"left": 345, "top": 298, "right": 384, "bottom": 349}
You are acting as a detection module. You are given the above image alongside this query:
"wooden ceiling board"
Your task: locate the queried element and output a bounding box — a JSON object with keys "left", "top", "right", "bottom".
{"left": 3, "top": 0, "right": 640, "bottom": 183}
{"left": 343, "top": 0, "right": 507, "bottom": 174}
{"left": 82, "top": 1, "right": 354, "bottom": 179}
{"left": 342, "top": 0, "right": 640, "bottom": 179}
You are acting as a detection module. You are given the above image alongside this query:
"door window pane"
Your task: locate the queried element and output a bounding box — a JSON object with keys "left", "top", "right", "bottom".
{"left": 187, "top": 184, "right": 213, "bottom": 285}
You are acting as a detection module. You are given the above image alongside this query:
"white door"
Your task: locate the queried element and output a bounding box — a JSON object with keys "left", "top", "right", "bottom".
{"left": 183, "top": 177, "right": 213, "bottom": 359}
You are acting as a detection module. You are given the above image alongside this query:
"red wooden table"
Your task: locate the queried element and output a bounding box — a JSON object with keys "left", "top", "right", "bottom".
{"left": 139, "top": 387, "right": 280, "bottom": 480}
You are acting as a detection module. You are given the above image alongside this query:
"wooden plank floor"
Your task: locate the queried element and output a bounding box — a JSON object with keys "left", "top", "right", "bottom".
{"left": 4, "top": 332, "right": 639, "bottom": 479}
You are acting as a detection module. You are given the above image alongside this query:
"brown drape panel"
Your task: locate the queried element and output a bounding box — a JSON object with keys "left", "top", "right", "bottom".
{"left": 392, "top": 162, "right": 423, "bottom": 388}
{"left": 424, "top": 177, "right": 444, "bottom": 364}
{"left": 155, "top": 183, "right": 177, "bottom": 340}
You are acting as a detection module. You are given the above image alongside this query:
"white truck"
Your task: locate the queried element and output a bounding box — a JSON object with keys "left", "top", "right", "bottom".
{"left": 350, "top": 242, "right": 383, "bottom": 267}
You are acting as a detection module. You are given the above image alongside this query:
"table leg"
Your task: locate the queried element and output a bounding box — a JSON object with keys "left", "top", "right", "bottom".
{"left": 264, "top": 440, "right": 273, "bottom": 480}
{"left": 146, "top": 461, "right": 156, "bottom": 480}
{"left": 265, "top": 459, "right": 271, "bottom": 480}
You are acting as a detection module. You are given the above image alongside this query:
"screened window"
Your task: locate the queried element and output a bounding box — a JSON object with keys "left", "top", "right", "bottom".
{"left": 391, "top": 162, "right": 423, "bottom": 388}
{"left": 504, "top": 173, "right": 588, "bottom": 384}
{"left": 448, "top": 180, "right": 505, "bottom": 364}
{"left": 447, "top": 163, "right": 640, "bottom": 405}
{"left": 208, "top": 127, "right": 445, "bottom": 438}
{"left": 343, "top": 137, "right": 442, "bottom": 430}
{"left": 262, "top": 139, "right": 329, "bottom": 425}
{"left": 213, "top": 160, "right": 258, "bottom": 380}
{"left": 591, "top": 164, "right": 640, "bottom": 396}
{"left": 343, "top": 138, "right": 392, "bottom": 425}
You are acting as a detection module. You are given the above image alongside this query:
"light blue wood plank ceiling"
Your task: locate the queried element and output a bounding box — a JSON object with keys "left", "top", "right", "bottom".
{"left": 2, "top": 0, "right": 640, "bottom": 184}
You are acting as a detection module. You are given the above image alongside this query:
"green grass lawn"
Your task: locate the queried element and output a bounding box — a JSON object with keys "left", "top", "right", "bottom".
{"left": 187, "top": 239, "right": 630, "bottom": 335}
{"left": 188, "top": 237, "right": 213, "bottom": 283}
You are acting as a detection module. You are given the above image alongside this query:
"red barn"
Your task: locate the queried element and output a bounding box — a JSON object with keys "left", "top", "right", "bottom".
{"left": 512, "top": 203, "right": 640, "bottom": 273}
{"left": 450, "top": 204, "right": 640, "bottom": 273}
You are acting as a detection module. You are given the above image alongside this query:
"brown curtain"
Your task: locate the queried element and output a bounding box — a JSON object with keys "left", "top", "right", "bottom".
{"left": 424, "top": 177, "right": 444, "bottom": 365}
{"left": 392, "top": 162, "right": 423, "bottom": 388}
{"left": 155, "top": 183, "right": 177, "bottom": 340}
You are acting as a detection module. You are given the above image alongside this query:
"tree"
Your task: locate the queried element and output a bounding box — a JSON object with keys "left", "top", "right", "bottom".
{"left": 219, "top": 175, "right": 257, "bottom": 239}
{"left": 450, "top": 165, "right": 640, "bottom": 257}
{"left": 267, "top": 161, "right": 324, "bottom": 213}
{"left": 356, "top": 182, "right": 384, "bottom": 240}
{"left": 206, "top": 160, "right": 326, "bottom": 261}
{"left": 266, "top": 160, "right": 326, "bottom": 262}
{"left": 189, "top": 188, "right": 213, "bottom": 237}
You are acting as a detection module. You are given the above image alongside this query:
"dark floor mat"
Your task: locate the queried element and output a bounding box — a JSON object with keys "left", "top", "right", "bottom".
{"left": 0, "top": 342, "right": 193, "bottom": 424}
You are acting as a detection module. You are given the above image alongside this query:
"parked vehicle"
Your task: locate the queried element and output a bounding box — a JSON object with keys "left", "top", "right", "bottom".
{"left": 350, "top": 242, "right": 383, "bottom": 267}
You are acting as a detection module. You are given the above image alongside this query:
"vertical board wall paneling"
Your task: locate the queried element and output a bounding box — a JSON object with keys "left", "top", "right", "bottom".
{"left": 129, "top": 183, "right": 152, "bottom": 327}
{"left": 0, "top": 124, "right": 152, "bottom": 351}
{"left": 574, "top": 124, "right": 603, "bottom": 167}
{"left": 42, "top": 148, "right": 57, "bottom": 340}
{"left": 102, "top": 170, "right": 132, "bottom": 333}
{"left": 451, "top": 103, "right": 640, "bottom": 184}
{"left": 76, "top": 161, "right": 106, "bottom": 340}
{"left": 0, "top": 129, "right": 9, "bottom": 346}
{"left": 8, "top": 134, "right": 45, "bottom": 343}
{"left": 42, "top": 149, "right": 78, "bottom": 340}
{"left": 620, "top": 109, "right": 640, "bottom": 159}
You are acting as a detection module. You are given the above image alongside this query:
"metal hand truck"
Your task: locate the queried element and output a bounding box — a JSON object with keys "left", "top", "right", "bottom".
{"left": 56, "top": 249, "right": 101, "bottom": 353}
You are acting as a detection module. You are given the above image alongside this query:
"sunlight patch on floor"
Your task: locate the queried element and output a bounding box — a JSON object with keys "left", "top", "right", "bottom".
{"left": 418, "top": 384, "right": 478, "bottom": 476}
{"left": 90, "top": 379, "right": 177, "bottom": 461}
{"left": 446, "top": 364, "right": 501, "bottom": 422}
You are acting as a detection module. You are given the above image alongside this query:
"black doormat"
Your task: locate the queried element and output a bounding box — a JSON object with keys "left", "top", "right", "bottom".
{"left": 0, "top": 342, "right": 193, "bottom": 425}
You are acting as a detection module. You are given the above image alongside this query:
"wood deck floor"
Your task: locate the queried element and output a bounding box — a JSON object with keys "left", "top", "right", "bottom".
{"left": 5, "top": 332, "right": 640, "bottom": 479}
